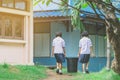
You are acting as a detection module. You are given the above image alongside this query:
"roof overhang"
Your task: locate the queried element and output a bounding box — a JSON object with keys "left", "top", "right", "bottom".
{"left": 34, "top": 9, "right": 105, "bottom": 23}
{"left": 34, "top": 16, "right": 105, "bottom": 23}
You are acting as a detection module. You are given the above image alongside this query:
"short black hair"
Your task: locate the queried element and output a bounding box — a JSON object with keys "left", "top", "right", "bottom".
{"left": 56, "top": 32, "right": 62, "bottom": 37}
{"left": 81, "top": 31, "right": 89, "bottom": 37}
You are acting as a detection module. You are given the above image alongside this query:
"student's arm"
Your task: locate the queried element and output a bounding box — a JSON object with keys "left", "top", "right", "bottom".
{"left": 52, "top": 46, "right": 54, "bottom": 56}
{"left": 90, "top": 46, "right": 94, "bottom": 57}
{"left": 63, "top": 47, "right": 66, "bottom": 56}
{"left": 78, "top": 48, "right": 81, "bottom": 57}
{"left": 90, "top": 46, "right": 93, "bottom": 53}
{"left": 78, "top": 40, "right": 81, "bottom": 57}
{"left": 52, "top": 40, "right": 55, "bottom": 56}
{"left": 62, "top": 40, "right": 66, "bottom": 56}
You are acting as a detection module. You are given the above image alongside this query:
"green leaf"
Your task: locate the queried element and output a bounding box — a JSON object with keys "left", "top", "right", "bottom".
{"left": 103, "top": 0, "right": 110, "bottom": 3}
{"left": 46, "top": 0, "right": 52, "bottom": 6}
{"left": 33, "top": 0, "right": 42, "bottom": 6}
{"left": 42, "top": 0, "right": 45, "bottom": 4}
{"left": 81, "top": 3, "right": 88, "bottom": 8}
{"left": 70, "top": 0, "right": 85, "bottom": 32}
{"left": 104, "top": 36, "right": 107, "bottom": 39}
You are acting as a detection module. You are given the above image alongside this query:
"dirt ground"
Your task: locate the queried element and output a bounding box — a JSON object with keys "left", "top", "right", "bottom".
{"left": 43, "top": 69, "right": 74, "bottom": 80}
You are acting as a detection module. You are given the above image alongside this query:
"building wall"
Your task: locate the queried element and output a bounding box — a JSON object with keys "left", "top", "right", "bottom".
{"left": 50, "top": 22, "right": 107, "bottom": 57}
{"left": 90, "top": 35, "right": 107, "bottom": 57}
{"left": 34, "top": 21, "right": 111, "bottom": 72}
{"left": 0, "top": 43, "right": 25, "bottom": 64}
{"left": 0, "top": 0, "right": 33, "bottom": 65}
{"left": 34, "top": 22, "right": 50, "bottom": 57}
{"left": 51, "top": 22, "right": 80, "bottom": 57}
{"left": 34, "top": 57, "right": 113, "bottom": 72}
{"left": 34, "top": 21, "right": 107, "bottom": 58}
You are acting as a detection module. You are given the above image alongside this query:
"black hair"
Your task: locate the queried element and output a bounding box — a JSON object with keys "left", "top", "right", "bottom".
{"left": 81, "top": 31, "right": 89, "bottom": 37}
{"left": 56, "top": 32, "right": 62, "bottom": 37}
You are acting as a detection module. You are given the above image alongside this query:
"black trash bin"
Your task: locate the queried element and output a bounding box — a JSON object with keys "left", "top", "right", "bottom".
{"left": 66, "top": 57, "right": 78, "bottom": 73}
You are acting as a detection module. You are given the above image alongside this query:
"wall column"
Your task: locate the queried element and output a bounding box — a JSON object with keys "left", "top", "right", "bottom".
{"left": 28, "top": 0, "right": 34, "bottom": 65}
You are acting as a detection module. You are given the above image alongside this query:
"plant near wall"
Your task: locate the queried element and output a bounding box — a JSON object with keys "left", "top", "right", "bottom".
{"left": 33, "top": 0, "right": 120, "bottom": 74}
{"left": 2, "top": 63, "right": 9, "bottom": 69}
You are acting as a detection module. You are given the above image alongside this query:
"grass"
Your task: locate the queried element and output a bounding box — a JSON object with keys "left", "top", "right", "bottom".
{"left": 0, "top": 63, "right": 47, "bottom": 80}
{"left": 62, "top": 68, "right": 120, "bottom": 80}
{"left": 0, "top": 63, "right": 120, "bottom": 80}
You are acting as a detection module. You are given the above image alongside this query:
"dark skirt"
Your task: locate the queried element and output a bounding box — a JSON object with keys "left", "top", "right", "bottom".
{"left": 54, "top": 54, "right": 65, "bottom": 63}
{"left": 79, "top": 54, "right": 90, "bottom": 63}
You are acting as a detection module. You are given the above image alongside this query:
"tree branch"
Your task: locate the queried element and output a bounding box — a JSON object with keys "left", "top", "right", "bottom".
{"left": 111, "top": 5, "right": 120, "bottom": 14}
{"left": 51, "top": 0, "right": 81, "bottom": 13}
{"left": 87, "top": 1, "right": 100, "bottom": 18}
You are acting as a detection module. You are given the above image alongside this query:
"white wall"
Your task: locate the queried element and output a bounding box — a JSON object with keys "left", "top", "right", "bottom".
{"left": 34, "top": 33, "right": 50, "bottom": 57}
{"left": 0, "top": 0, "right": 34, "bottom": 65}
{"left": 0, "top": 43, "right": 25, "bottom": 64}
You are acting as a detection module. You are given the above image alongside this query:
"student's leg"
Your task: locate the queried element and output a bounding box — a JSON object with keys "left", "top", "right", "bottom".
{"left": 85, "top": 54, "right": 90, "bottom": 73}
{"left": 85, "top": 62, "right": 89, "bottom": 73}
{"left": 82, "top": 63, "right": 86, "bottom": 73}
{"left": 56, "top": 62, "right": 59, "bottom": 69}
{"left": 56, "top": 62, "right": 59, "bottom": 73}
{"left": 58, "top": 62, "right": 63, "bottom": 74}
{"left": 58, "top": 54, "right": 65, "bottom": 74}
{"left": 59, "top": 63, "right": 62, "bottom": 70}
{"left": 55, "top": 54, "right": 60, "bottom": 73}
{"left": 86, "top": 62, "right": 89, "bottom": 70}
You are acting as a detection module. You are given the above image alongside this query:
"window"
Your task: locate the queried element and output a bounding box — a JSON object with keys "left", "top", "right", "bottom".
{"left": 14, "top": 16, "right": 23, "bottom": 38}
{"left": 15, "top": 0, "right": 26, "bottom": 10}
{"left": 2, "top": 0, "right": 14, "bottom": 8}
{"left": 0, "top": 13, "right": 24, "bottom": 40}
{"left": 84, "top": 21, "right": 106, "bottom": 36}
{"left": 0, "top": 0, "right": 30, "bottom": 11}
{"left": 5, "top": 18, "right": 12, "bottom": 37}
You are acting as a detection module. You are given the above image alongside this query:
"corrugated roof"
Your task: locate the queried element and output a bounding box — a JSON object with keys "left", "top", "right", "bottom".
{"left": 33, "top": 10, "right": 97, "bottom": 19}
{"left": 33, "top": 6, "right": 102, "bottom": 18}
{"left": 34, "top": 10, "right": 71, "bottom": 18}
{"left": 33, "top": 6, "right": 120, "bottom": 19}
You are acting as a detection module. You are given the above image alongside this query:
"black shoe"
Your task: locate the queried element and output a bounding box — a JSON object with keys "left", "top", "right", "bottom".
{"left": 56, "top": 69, "right": 59, "bottom": 74}
{"left": 59, "top": 72, "right": 63, "bottom": 75}
{"left": 86, "top": 70, "right": 89, "bottom": 74}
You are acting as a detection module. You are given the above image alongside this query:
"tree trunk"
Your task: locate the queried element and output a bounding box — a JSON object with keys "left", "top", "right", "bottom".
{"left": 106, "top": 36, "right": 111, "bottom": 70}
{"left": 107, "top": 27, "right": 120, "bottom": 74}
{"left": 91, "top": 0, "right": 120, "bottom": 74}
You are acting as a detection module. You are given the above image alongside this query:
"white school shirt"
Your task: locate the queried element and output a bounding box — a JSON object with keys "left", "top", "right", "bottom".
{"left": 52, "top": 37, "right": 65, "bottom": 54}
{"left": 79, "top": 37, "right": 92, "bottom": 54}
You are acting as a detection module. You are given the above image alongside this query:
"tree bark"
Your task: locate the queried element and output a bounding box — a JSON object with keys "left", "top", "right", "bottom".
{"left": 107, "top": 26, "right": 120, "bottom": 74}
{"left": 106, "top": 36, "right": 111, "bottom": 70}
{"left": 91, "top": 0, "right": 120, "bottom": 74}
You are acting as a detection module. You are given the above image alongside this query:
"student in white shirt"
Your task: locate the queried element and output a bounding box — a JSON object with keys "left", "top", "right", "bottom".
{"left": 52, "top": 32, "right": 66, "bottom": 75}
{"left": 78, "top": 31, "right": 93, "bottom": 74}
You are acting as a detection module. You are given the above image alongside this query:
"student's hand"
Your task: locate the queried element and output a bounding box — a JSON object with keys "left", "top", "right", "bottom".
{"left": 64, "top": 53, "right": 66, "bottom": 57}
{"left": 52, "top": 53, "right": 54, "bottom": 56}
{"left": 78, "top": 53, "right": 80, "bottom": 57}
{"left": 90, "top": 53, "right": 95, "bottom": 57}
